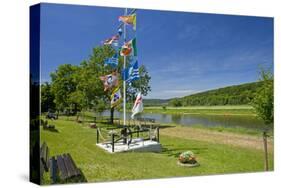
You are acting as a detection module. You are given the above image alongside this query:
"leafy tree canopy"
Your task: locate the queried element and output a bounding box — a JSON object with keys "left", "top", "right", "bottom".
{"left": 252, "top": 68, "right": 273, "bottom": 125}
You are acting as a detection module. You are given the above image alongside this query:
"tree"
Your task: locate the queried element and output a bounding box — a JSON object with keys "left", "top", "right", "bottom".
{"left": 252, "top": 68, "right": 274, "bottom": 125}
{"left": 79, "top": 45, "right": 115, "bottom": 106}
{"left": 170, "top": 99, "right": 182, "bottom": 107}
{"left": 70, "top": 45, "right": 115, "bottom": 120}
{"left": 95, "top": 99, "right": 107, "bottom": 114}
{"left": 41, "top": 82, "right": 56, "bottom": 112}
{"left": 83, "top": 46, "right": 151, "bottom": 124}
{"left": 251, "top": 68, "right": 273, "bottom": 171}
{"left": 80, "top": 46, "right": 115, "bottom": 121}
{"left": 126, "top": 65, "right": 151, "bottom": 100}
{"left": 50, "top": 64, "right": 79, "bottom": 114}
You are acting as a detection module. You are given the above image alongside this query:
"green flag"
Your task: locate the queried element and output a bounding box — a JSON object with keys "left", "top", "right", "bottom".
{"left": 120, "top": 38, "right": 137, "bottom": 57}
{"left": 128, "top": 38, "right": 137, "bottom": 56}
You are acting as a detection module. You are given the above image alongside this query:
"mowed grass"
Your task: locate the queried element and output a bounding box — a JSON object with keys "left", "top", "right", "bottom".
{"left": 144, "top": 105, "right": 255, "bottom": 115}
{"left": 40, "top": 117, "right": 273, "bottom": 184}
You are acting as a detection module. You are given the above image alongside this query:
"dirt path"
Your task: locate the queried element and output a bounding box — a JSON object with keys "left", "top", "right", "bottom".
{"left": 160, "top": 127, "right": 273, "bottom": 152}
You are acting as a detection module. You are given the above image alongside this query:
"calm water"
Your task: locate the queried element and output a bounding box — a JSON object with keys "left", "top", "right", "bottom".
{"left": 100, "top": 111, "right": 271, "bottom": 131}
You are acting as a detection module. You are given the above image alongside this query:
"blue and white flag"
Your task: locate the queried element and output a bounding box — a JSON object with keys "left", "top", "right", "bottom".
{"left": 105, "top": 54, "right": 118, "bottom": 67}
{"left": 126, "top": 60, "right": 140, "bottom": 83}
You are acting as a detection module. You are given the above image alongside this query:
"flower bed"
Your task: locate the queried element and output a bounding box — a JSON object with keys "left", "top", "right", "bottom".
{"left": 178, "top": 151, "right": 199, "bottom": 167}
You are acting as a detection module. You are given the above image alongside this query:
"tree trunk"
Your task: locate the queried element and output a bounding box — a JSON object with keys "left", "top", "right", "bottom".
{"left": 263, "top": 131, "right": 269, "bottom": 171}
{"left": 76, "top": 113, "right": 80, "bottom": 122}
{"left": 110, "top": 107, "right": 114, "bottom": 125}
{"left": 56, "top": 110, "right": 60, "bottom": 119}
{"left": 74, "top": 104, "right": 80, "bottom": 122}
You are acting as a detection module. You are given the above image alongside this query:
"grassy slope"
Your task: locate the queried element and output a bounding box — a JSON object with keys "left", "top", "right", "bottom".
{"left": 41, "top": 117, "right": 273, "bottom": 184}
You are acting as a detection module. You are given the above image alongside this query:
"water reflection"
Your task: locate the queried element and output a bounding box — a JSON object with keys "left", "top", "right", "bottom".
{"left": 100, "top": 110, "right": 271, "bottom": 131}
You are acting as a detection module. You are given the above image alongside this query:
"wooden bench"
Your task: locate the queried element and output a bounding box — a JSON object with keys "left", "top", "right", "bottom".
{"left": 39, "top": 142, "right": 85, "bottom": 183}
{"left": 40, "top": 142, "right": 49, "bottom": 172}
{"left": 49, "top": 156, "right": 58, "bottom": 184}
{"left": 49, "top": 153, "right": 83, "bottom": 183}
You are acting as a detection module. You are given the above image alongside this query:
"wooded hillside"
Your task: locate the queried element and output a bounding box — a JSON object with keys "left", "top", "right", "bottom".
{"left": 169, "top": 82, "right": 263, "bottom": 106}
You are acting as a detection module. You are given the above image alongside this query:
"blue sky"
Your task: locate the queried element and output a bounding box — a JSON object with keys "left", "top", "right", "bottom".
{"left": 40, "top": 3, "right": 273, "bottom": 99}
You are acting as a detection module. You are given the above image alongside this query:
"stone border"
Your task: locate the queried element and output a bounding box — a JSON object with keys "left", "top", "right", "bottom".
{"left": 177, "top": 161, "right": 200, "bottom": 167}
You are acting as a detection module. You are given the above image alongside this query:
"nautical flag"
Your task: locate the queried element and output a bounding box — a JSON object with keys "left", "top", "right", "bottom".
{"left": 103, "top": 35, "right": 119, "bottom": 45}
{"left": 105, "top": 54, "right": 118, "bottom": 67}
{"left": 99, "top": 72, "right": 119, "bottom": 91}
{"left": 118, "top": 28, "right": 123, "bottom": 36}
{"left": 120, "top": 43, "right": 132, "bottom": 56}
{"left": 131, "top": 92, "right": 143, "bottom": 119}
{"left": 127, "top": 60, "right": 140, "bottom": 83}
{"left": 127, "top": 38, "right": 137, "bottom": 56}
{"left": 119, "top": 14, "right": 136, "bottom": 30}
{"left": 120, "top": 38, "right": 137, "bottom": 56}
{"left": 111, "top": 87, "right": 122, "bottom": 108}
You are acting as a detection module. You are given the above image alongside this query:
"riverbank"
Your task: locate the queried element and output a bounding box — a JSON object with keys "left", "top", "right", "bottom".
{"left": 158, "top": 122, "right": 273, "bottom": 137}
{"left": 144, "top": 105, "right": 255, "bottom": 115}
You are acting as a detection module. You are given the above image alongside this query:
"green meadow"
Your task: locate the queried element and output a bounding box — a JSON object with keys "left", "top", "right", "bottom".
{"left": 40, "top": 115, "right": 273, "bottom": 184}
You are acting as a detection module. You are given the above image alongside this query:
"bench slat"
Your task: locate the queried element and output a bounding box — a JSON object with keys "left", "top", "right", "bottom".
{"left": 40, "top": 142, "right": 46, "bottom": 160}
{"left": 67, "top": 153, "right": 81, "bottom": 176}
{"left": 49, "top": 157, "right": 57, "bottom": 184}
{"left": 40, "top": 142, "right": 49, "bottom": 171}
{"left": 40, "top": 159, "right": 44, "bottom": 179}
{"left": 57, "top": 155, "right": 68, "bottom": 180}
{"left": 55, "top": 153, "right": 82, "bottom": 181}
{"left": 62, "top": 154, "right": 75, "bottom": 178}
{"left": 45, "top": 146, "right": 49, "bottom": 169}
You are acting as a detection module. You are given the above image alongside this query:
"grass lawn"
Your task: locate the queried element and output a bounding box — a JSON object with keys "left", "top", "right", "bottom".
{"left": 41, "top": 116, "right": 273, "bottom": 184}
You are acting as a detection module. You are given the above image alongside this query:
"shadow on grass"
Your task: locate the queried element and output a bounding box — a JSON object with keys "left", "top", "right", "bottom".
{"left": 43, "top": 127, "right": 59, "bottom": 133}
{"left": 158, "top": 125, "right": 176, "bottom": 129}
{"left": 52, "top": 170, "right": 88, "bottom": 185}
{"left": 62, "top": 169, "right": 88, "bottom": 184}
{"left": 161, "top": 145, "right": 208, "bottom": 158}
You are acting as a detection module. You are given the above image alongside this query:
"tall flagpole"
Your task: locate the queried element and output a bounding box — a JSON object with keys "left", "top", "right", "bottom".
{"left": 123, "top": 8, "right": 127, "bottom": 130}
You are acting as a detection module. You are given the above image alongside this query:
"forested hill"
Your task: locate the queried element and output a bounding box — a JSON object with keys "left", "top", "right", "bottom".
{"left": 169, "top": 81, "right": 263, "bottom": 106}
{"left": 143, "top": 99, "right": 169, "bottom": 107}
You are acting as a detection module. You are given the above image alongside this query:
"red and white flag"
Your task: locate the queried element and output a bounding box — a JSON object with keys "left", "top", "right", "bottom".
{"left": 131, "top": 92, "right": 143, "bottom": 119}
{"left": 103, "top": 35, "right": 119, "bottom": 45}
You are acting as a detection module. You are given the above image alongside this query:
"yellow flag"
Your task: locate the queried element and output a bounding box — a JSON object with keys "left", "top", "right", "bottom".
{"left": 119, "top": 14, "right": 136, "bottom": 30}
{"left": 110, "top": 87, "right": 122, "bottom": 108}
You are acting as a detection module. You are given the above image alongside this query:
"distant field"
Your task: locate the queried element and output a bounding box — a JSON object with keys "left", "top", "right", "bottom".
{"left": 144, "top": 105, "right": 255, "bottom": 115}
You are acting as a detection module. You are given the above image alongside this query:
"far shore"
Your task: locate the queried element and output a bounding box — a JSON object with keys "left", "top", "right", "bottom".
{"left": 143, "top": 105, "right": 256, "bottom": 116}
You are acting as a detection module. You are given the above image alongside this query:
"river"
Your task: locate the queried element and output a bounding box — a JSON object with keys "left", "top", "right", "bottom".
{"left": 99, "top": 110, "right": 272, "bottom": 131}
